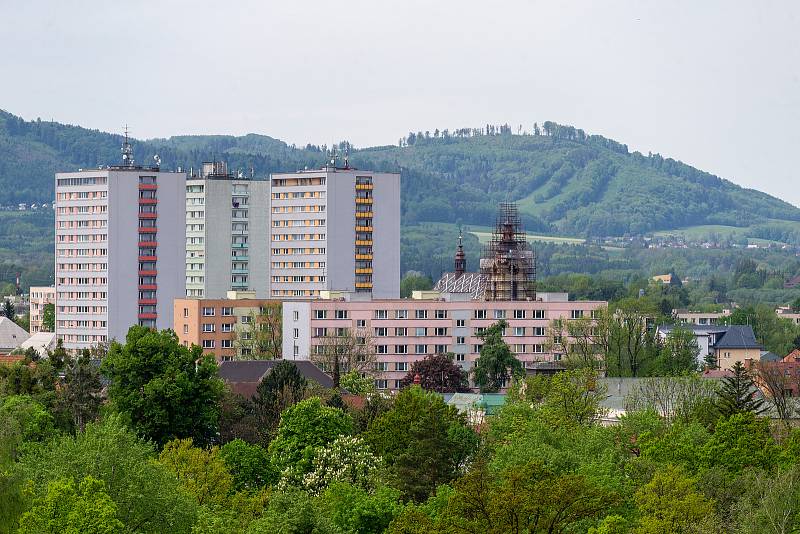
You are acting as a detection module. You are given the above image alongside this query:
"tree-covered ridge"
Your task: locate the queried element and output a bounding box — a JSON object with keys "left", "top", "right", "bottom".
{"left": 1, "top": 110, "right": 798, "bottom": 238}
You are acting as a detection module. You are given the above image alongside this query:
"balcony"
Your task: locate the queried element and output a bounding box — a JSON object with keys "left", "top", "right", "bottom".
{"left": 355, "top": 254, "right": 373, "bottom": 260}
{"left": 231, "top": 268, "right": 249, "bottom": 274}
{"left": 355, "top": 240, "right": 373, "bottom": 246}
{"left": 138, "top": 284, "right": 157, "bottom": 291}
{"left": 355, "top": 268, "right": 373, "bottom": 274}
{"left": 138, "top": 227, "right": 157, "bottom": 233}
{"left": 355, "top": 198, "right": 373, "bottom": 204}
{"left": 138, "top": 241, "right": 157, "bottom": 248}
{"left": 231, "top": 243, "right": 249, "bottom": 249}
{"left": 355, "top": 226, "right": 373, "bottom": 232}
{"left": 355, "top": 183, "right": 373, "bottom": 190}
{"left": 138, "top": 255, "right": 157, "bottom": 262}
{"left": 355, "top": 211, "right": 373, "bottom": 218}
{"left": 138, "top": 184, "right": 158, "bottom": 191}
{"left": 355, "top": 282, "right": 373, "bottom": 289}
{"left": 138, "top": 299, "right": 157, "bottom": 305}
{"left": 138, "top": 198, "right": 157, "bottom": 205}
{"left": 138, "top": 312, "right": 158, "bottom": 320}
{"left": 138, "top": 212, "right": 157, "bottom": 219}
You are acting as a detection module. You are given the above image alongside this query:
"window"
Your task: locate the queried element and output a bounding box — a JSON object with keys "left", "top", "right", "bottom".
{"left": 314, "top": 310, "right": 328, "bottom": 319}
{"left": 435, "top": 344, "right": 448, "bottom": 353}
{"left": 553, "top": 353, "right": 563, "bottom": 361}
{"left": 202, "top": 339, "right": 215, "bottom": 349}
{"left": 240, "top": 315, "right": 251, "bottom": 324}
{"left": 202, "top": 323, "right": 215, "bottom": 332}
{"left": 221, "top": 307, "right": 233, "bottom": 316}
{"left": 376, "top": 345, "right": 388, "bottom": 354}
{"left": 375, "top": 327, "right": 388, "bottom": 337}
{"left": 396, "top": 362, "right": 408, "bottom": 372}
{"left": 293, "top": 328, "right": 299, "bottom": 339}
{"left": 395, "top": 310, "right": 408, "bottom": 319}
{"left": 395, "top": 327, "right": 407, "bottom": 336}
{"left": 374, "top": 310, "right": 388, "bottom": 319}
{"left": 202, "top": 307, "right": 215, "bottom": 316}
{"left": 532, "top": 344, "right": 545, "bottom": 353}
{"left": 532, "top": 310, "right": 545, "bottom": 319}
{"left": 221, "top": 339, "right": 232, "bottom": 349}
{"left": 513, "top": 309, "right": 526, "bottom": 319}
{"left": 314, "top": 327, "right": 328, "bottom": 337}
{"left": 293, "top": 310, "right": 299, "bottom": 321}
{"left": 456, "top": 336, "right": 465, "bottom": 344}
{"left": 375, "top": 380, "right": 388, "bottom": 390}
{"left": 415, "top": 309, "right": 428, "bottom": 319}
{"left": 514, "top": 327, "right": 525, "bottom": 336}
{"left": 455, "top": 354, "right": 465, "bottom": 362}
{"left": 335, "top": 310, "right": 348, "bottom": 319}
{"left": 396, "top": 345, "right": 408, "bottom": 354}
{"left": 494, "top": 309, "right": 506, "bottom": 319}
{"left": 475, "top": 309, "right": 487, "bottom": 319}
{"left": 513, "top": 344, "right": 525, "bottom": 353}
{"left": 356, "top": 319, "right": 366, "bottom": 327}
{"left": 222, "top": 323, "right": 233, "bottom": 333}
{"left": 375, "top": 362, "right": 389, "bottom": 372}
{"left": 415, "top": 344, "right": 427, "bottom": 354}
{"left": 415, "top": 327, "right": 427, "bottom": 336}
{"left": 183, "top": 324, "right": 188, "bottom": 334}
{"left": 533, "top": 327, "right": 546, "bottom": 336}
{"left": 183, "top": 308, "right": 189, "bottom": 318}
{"left": 294, "top": 345, "right": 300, "bottom": 357}
{"left": 571, "top": 310, "right": 584, "bottom": 319}
{"left": 473, "top": 344, "right": 483, "bottom": 353}
{"left": 434, "top": 309, "right": 447, "bottom": 319}
{"left": 456, "top": 319, "right": 466, "bottom": 327}
{"left": 434, "top": 327, "right": 447, "bottom": 336}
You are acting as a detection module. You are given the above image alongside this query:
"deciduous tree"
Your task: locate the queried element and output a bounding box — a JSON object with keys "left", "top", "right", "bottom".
{"left": 398, "top": 352, "right": 470, "bottom": 392}
{"left": 473, "top": 320, "right": 523, "bottom": 392}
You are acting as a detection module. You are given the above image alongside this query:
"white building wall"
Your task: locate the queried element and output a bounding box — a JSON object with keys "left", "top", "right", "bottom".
{"left": 371, "top": 172, "right": 401, "bottom": 299}
{"left": 282, "top": 300, "right": 311, "bottom": 359}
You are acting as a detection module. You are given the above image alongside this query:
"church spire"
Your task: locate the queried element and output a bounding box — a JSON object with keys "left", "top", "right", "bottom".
{"left": 454, "top": 230, "right": 466, "bottom": 276}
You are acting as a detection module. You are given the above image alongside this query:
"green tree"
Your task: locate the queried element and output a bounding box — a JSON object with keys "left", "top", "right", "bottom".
{"left": 40, "top": 302, "right": 55, "bottom": 332}
{"left": 539, "top": 369, "right": 609, "bottom": 428}
{"left": 302, "top": 435, "right": 383, "bottom": 495}
{"left": 158, "top": 438, "right": 233, "bottom": 507}
{"left": 60, "top": 349, "right": 102, "bottom": 432}
{"left": 2, "top": 299, "right": 14, "bottom": 320}
{"left": 252, "top": 361, "right": 309, "bottom": 444}
{"left": 234, "top": 304, "right": 282, "bottom": 359}
{"left": 19, "top": 416, "right": 198, "bottom": 533}
{"left": 398, "top": 352, "right": 470, "bottom": 393}
{"left": 18, "top": 476, "right": 124, "bottom": 534}
{"left": 655, "top": 327, "right": 700, "bottom": 375}
{"left": 366, "top": 386, "right": 477, "bottom": 502}
{"left": 400, "top": 273, "right": 433, "bottom": 298}
{"left": 700, "top": 412, "right": 778, "bottom": 473}
{"left": 634, "top": 465, "right": 717, "bottom": 534}
{"left": 340, "top": 370, "right": 377, "bottom": 396}
{"left": 317, "top": 482, "right": 404, "bottom": 534}
{"left": 473, "top": 320, "right": 523, "bottom": 392}
{"left": 219, "top": 438, "right": 275, "bottom": 492}
{"left": 732, "top": 465, "right": 800, "bottom": 534}
{"left": 269, "top": 397, "right": 354, "bottom": 485}
{"left": 101, "top": 326, "right": 224, "bottom": 446}
{"left": 0, "top": 395, "right": 55, "bottom": 463}
{"left": 715, "top": 361, "right": 765, "bottom": 417}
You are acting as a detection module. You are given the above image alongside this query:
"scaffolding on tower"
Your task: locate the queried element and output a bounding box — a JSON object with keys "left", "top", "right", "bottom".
{"left": 479, "top": 202, "right": 536, "bottom": 301}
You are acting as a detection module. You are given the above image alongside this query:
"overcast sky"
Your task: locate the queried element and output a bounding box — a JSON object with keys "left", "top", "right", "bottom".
{"left": 2, "top": 1, "right": 799, "bottom": 204}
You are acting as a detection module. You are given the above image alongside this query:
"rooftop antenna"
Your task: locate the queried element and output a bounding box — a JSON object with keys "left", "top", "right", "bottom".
{"left": 153, "top": 154, "right": 161, "bottom": 168}
{"left": 121, "top": 125, "right": 134, "bottom": 167}
{"left": 343, "top": 146, "right": 349, "bottom": 169}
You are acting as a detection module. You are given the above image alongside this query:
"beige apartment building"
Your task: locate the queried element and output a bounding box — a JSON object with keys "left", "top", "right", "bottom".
{"left": 29, "top": 286, "right": 55, "bottom": 333}
{"left": 174, "top": 291, "right": 282, "bottom": 361}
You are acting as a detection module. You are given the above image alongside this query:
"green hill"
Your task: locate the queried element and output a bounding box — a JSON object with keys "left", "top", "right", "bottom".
{"left": 1, "top": 111, "right": 797, "bottom": 239}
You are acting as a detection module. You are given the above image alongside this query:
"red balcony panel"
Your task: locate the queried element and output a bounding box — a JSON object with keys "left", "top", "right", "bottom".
{"left": 138, "top": 299, "right": 157, "bottom": 305}
{"left": 138, "top": 255, "right": 157, "bottom": 262}
{"left": 138, "top": 184, "right": 158, "bottom": 190}
{"left": 138, "top": 313, "right": 158, "bottom": 320}
{"left": 138, "top": 213, "right": 157, "bottom": 219}
{"left": 138, "top": 270, "right": 157, "bottom": 276}
{"left": 138, "top": 227, "right": 157, "bottom": 233}
{"left": 138, "top": 284, "right": 157, "bottom": 291}
{"left": 138, "top": 241, "right": 157, "bottom": 248}
{"left": 138, "top": 198, "right": 158, "bottom": 205}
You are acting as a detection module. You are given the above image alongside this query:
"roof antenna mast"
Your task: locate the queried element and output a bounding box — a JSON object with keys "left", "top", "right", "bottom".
{"left": 121, "top": 125, "right": 134, "bottom": 167}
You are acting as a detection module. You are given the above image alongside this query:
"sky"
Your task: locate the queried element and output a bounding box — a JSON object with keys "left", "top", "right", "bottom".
{"left": 1, "top": 1, "right": 799, "bottom": 204}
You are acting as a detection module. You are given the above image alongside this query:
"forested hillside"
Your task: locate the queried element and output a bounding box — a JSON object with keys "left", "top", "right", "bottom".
{"left": 1, "top": 110, "right": 797, "bottom": 237}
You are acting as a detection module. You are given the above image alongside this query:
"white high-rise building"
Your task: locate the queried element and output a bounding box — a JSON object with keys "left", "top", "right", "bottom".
{"left": 185, "top": 162, "right": 270, "bottom": 298}
{"left": 55, "top": 142, "right": 186, "bottom": 351}
{"left": 269, "top": 163, "right": 400, "bottom": 299}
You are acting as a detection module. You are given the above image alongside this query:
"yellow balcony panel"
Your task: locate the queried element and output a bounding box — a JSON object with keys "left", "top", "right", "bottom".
{"left": 355, "top": 254, "right": 373, "bottom": 260}
{"left": 355, "top": 226, "right": 374, "bottom": 232}
{"left": 355, "top": 198, "right": 373, "bottom": 204}
{"left": 355, "top": 268, "right": 373, "bottom": 274}
{"left": 355, "top": 183, "right": 373, "bottom": 190}
{"left": 355, "top": 240, "right": 373, "bottom": 246}
{"left": 355, "top": 211, "right": 373, "bottom": 218}
{"left": 355, "top": 282, "right": 373, "bottom": 289}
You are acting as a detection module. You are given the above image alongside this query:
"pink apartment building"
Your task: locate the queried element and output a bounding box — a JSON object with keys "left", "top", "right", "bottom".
{"left": 283, "top": 291, "right": 605, "bottom": 391}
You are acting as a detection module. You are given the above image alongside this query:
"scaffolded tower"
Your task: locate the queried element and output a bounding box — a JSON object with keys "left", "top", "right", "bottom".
{"left": 480, "top": 203, "right": 536, "bottom": 301}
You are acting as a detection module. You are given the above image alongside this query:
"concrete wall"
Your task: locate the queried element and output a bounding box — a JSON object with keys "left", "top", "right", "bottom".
{"left": 372, "top": 172, "right": 401, "bottom": 299}
{"left": 282, "top": 300, "right": 311, "bottom": 359}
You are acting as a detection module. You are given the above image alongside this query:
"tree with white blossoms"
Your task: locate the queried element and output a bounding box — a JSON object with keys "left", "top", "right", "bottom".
{"left": 299, "top": 435, "right": 382, "bottom": 495}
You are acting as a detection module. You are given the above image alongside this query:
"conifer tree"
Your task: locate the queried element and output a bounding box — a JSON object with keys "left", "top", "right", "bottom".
{"left": 715, "top": 361, "right": 766, "bottom": 417}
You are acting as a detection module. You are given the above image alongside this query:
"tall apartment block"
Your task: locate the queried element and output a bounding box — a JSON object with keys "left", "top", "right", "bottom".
{"left": 269, "top": 163, "right": 400, "bottom": 299}
{"left": 185, "top": 162, "right": 269, "bottom": 298}
{"left": 29, "top": 286, "right": 55, "bottom": 333}
{"left": 55, "top": 141, "right": 186, "bottom": 351}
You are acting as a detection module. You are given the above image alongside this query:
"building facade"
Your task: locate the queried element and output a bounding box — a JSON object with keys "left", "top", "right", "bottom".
{"left": 269, "top": 165, "right": 400, "bottom": 299}
{"left": 283, "top": 291, "right": 605, "bottom": 391}
{"left": 55, "top": 161, "right": 186, "bottom": 351}
{"left": 29, "top": 286, "right": 55, "bottom": 333}
{"left": 185, "top": 162, "right": 270, "bottom": 298}
{"left": 174, "top": 291, "right": 282, "bottom": 361}
{"left": 674, "top": 308, "right": 731, "bottom": 326}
